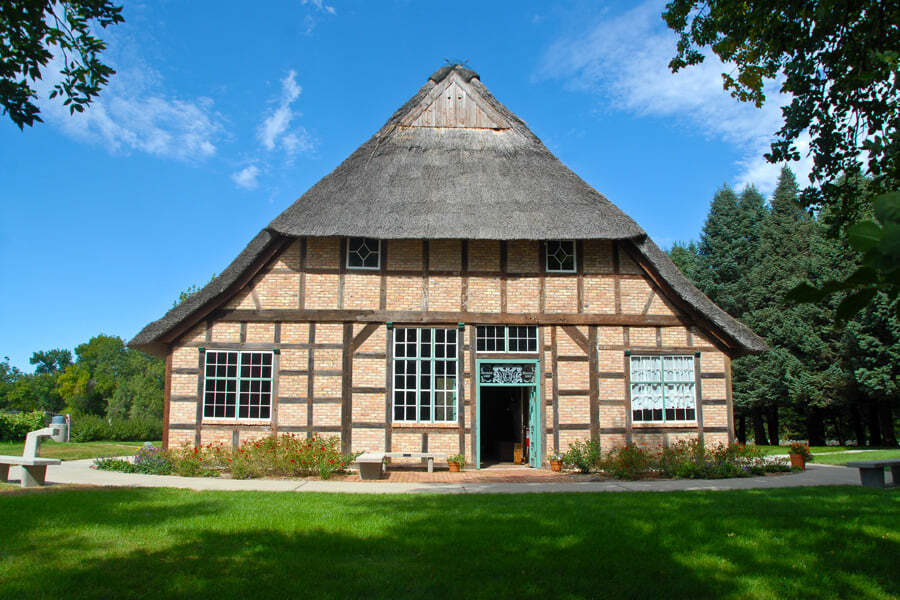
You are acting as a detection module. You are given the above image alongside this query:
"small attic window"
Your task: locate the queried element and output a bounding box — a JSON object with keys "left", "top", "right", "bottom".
{"left": 546, "top": 240, "right": 576, "bottom": 273}
{"left": 347, "top": 238, "right": 381, "bottom": 270}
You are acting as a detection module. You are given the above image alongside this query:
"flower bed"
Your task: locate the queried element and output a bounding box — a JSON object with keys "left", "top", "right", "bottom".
{"left": 94, "top": 434, "right": 359, "bottom": 480}
{"left": 560, "top": 439, "right": 791, "bottom": 480}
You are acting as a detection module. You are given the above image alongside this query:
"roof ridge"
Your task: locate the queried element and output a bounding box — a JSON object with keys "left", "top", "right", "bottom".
{"left": 428, "top": 63, "right": 480, "bottom": 84}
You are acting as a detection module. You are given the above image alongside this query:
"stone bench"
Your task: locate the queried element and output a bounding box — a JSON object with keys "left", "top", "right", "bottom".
{"left": 845, "top": 459, "right": 900, "bottom": 488}
{"left": 0, "top": 456, "right": 61, "bottom": 488}
{"left": 356, "top": 451, "right": 447, "bottom": 480}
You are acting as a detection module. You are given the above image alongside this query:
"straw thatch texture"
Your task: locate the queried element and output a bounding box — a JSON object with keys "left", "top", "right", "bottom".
{"left": 267, "top": 66, "right": 645, "bottom": 240}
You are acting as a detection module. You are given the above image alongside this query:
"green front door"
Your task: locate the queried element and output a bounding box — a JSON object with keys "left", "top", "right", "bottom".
{"left": 528, "top": 387, "right": 541, "bottom": 468}
{"left": 475, "top": 359, "right": 541, "bottom": 469}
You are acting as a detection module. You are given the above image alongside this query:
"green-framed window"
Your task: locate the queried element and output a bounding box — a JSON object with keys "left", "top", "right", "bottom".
{"left": 203, "top": 351, "right": 273, "bottom": 420}
{"left": 629, "top": 355, "right": 696, "bottom": 422}
{"left": 475, "top": 325, "right": 538, "bottom": 353}
{"left": 393, "top": 328, "right": 458, "bottom": 423}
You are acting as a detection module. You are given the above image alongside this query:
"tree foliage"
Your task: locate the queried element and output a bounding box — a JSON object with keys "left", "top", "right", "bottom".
{"left": 1, "top": 335, "right": 164, "bottom": 425}
{"left": 1, "top": 0, "right": 124, "bottom": 128}
{"left": 672, "top": 167, "right": 898, "bottom": 445}
{"left": 663, "top": 0, "right": 900, "bottom": 310}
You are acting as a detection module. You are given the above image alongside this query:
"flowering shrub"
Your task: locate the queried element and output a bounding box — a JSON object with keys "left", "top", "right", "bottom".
{"left": 168, "top": 434, "right": 358, "bottom": 480}
{"left": 94, "top": 445, "right": 174, "bottom": 475}
{"left": 559, "top": 438, "right": 791, "bottom": 480}
{"left": 601, "top": 444, "right": 653, "bottom": 479}
{"left": 789, "top": 442, "right": 813, "bottom": 462}
{"left": 561, "top": 439, "right": 602, "bottom": 473}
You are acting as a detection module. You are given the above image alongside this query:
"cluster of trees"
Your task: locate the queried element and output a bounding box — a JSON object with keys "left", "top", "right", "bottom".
{"left": 671, "top": 168, "right": 899, "bottom": 446}
{"left": 0, "top": 336, "right": 164, "bottom": 422}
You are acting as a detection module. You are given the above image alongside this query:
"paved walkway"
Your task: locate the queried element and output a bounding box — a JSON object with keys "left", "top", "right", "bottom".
{"left": 4, "top": 459, "right": 864, "bottom": 494}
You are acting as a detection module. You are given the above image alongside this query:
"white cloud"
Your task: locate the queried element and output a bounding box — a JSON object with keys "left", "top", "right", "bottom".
{"left": 536, "top": 0, "right": 813, "bottom": 195}
{"left": 301, "top": 0, "right": 336, "bottom": 15}
{"left": 34, "top": 36, "right": 223, "bottom": 162}
{"left": 257, "top": 70, "right": 315, "bottom": 157}
{"left": 231, "top": 165, "right": 261, "bottom": 190}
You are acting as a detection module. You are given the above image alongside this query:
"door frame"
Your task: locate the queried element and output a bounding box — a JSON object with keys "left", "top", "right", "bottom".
{"left": 474, "top": 358, "right": 541, "bottom": 469}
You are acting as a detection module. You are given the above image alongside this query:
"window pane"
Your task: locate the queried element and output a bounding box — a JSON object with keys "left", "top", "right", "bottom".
{"left": 546, "top": 240, "right": 576, "bottom": 272}
{"left": 348, "top": 238, "right": 380, "bottom": 269}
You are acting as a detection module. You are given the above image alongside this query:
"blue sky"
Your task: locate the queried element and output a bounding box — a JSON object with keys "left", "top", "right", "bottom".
{"left": 0, "top": 0, "right": 808, "bottom": 371}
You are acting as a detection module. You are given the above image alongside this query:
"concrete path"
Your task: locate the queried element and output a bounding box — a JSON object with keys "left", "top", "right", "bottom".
{"left": 5, "top": 459, "right": 865, "bottom": 494}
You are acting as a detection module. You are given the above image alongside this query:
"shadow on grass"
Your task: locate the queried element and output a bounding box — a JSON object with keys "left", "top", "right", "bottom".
{"left": 1, "top": 487, "right": 898, "bottom": 599}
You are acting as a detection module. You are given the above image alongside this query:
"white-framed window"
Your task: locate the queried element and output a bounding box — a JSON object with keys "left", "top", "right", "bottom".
{"left": 203, "top": 351, "right": 273, "bottom": 420}
{"left": 393, "top": 327, "right": 458, "bottom": 423}
{"left": 546, "top": 240, "right": 576, "bottom": 273}
{"left": 347, "top": 237, "right": 381, "bottom": 270}
{"left": 475, "top": 325, "right": 538, "bottom": 353}
{"left": 629, "top": 355, "right": 696, "bottom": 423}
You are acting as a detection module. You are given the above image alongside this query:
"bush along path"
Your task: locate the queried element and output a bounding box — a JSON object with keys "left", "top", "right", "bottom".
{"left": 557, "top": 439, "right": 792, "bottom": 480}
{"left": 94, "top": 434, "right": 359, "bottom": 481}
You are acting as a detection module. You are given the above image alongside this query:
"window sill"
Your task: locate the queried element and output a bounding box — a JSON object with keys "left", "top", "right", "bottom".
{"left": 201, "top": 419, "right": 273, "bottom": 427}
{"left": 632, "top": 422, "right": 698, "bottom": 428}
{"left": 392, "top": 421, "right": 459, "bottom": 428}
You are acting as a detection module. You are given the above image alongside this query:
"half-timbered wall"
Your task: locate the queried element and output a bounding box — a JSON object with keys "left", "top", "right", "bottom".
{"left": 164, "top": 236, "right": 734, "bottom": 459}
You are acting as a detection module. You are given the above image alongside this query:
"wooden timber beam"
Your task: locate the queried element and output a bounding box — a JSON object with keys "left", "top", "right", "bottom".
{"left": 217, "top": 309, "right": 686, "bottom": 327}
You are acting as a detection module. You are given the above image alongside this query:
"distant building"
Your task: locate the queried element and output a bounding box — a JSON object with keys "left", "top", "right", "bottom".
{"left": 131, "top": 65, "right": 766, "bottom": 468}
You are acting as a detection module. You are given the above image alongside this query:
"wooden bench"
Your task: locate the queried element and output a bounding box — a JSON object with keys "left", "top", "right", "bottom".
{"left": 0, "top": 456, "right": 61, "bottom": 488}
{"left": 846, "top": 459, "right": 900, "bottom": 488}
{"left": 356, "top": 452, "right": 447, "bottom": 480}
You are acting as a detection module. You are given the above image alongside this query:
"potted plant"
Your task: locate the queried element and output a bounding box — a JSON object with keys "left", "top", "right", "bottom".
{"left": 548, "top": 450, "right": 563, "bottom": 472}
{"left": 788, "top": 442, "right": 812, "bottom": 470}
{"left": 447, "top": 454, "right": 465, "bottom": 472}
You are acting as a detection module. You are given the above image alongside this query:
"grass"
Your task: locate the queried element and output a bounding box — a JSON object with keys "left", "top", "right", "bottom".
{"left": 0, "top": 440, "right": 160, "bottom": 461}
{"left": 813, "top": 449, "right": 900, "bottom": 465}
{"left": 1, "top": 487, "right": 898, "bottom": 599}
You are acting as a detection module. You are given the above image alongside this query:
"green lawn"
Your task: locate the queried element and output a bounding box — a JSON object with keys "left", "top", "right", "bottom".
{"left": 752, "top": 445, "right": 864, "bottom": 456}
{"left": 0, "top": 440, "right": 159, "bottom": 461}
{"left": 813, "top": 449, "right": 900, "bottom": 465}
{"left": 1, "top": 487, "right": 898, "bottom": 599}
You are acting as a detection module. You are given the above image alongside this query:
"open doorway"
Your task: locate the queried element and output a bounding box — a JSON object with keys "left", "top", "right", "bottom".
{"left": 479, "top": 386, "right": 530, "bottom": 466}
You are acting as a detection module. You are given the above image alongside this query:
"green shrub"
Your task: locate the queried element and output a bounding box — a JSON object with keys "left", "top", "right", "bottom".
{"left": 107, "top": 417, "right": 162, "bottom": 441}
{"left": 69, "top": 415, "right": 161, "bottom": 442}
{"left": 0, "top": 411, "right": 47, "bottom": 441}
{"left": 561, "top": 439, "right": 603, "bottom": 473}
{"left": 93, "top": 457, "right": 136, "bottom": 473}
{"left": 69, "top": 414, "right": 111, "bottom": 442}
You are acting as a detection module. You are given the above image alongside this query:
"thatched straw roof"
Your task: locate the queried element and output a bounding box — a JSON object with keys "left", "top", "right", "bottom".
{"left": 268, "top": 65, "right": 645, "bottom": 240}
{"left": 129, "top": 65, "right": 766, "bottom": 356}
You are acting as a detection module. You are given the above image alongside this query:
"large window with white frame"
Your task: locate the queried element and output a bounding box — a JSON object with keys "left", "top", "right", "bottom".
{"left": 347, "top": 237, "right": 381, "bottom": 270}
{"left": 393, "top": 328, "right": 458, "bottom": 423}
{"left": 545, "top": 240, "right": 577, "bottom": 273}
{"left": 203, "top": 351, "right": 273, "bottom": 420}
{"left": 629, "top": 355, "right": 696, "bottom": 422}
{"left": 476, "top": 325, "right": 538, "bottom": 353}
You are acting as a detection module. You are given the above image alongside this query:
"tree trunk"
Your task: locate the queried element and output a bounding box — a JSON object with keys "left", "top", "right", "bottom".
{"left": 850, "top": 404, "right": 866, "bottom": 447}
{"left": 806, "top": 409, "right": 826, "bottom": 446}
{"left": 866, "top": 403, "right": 883, "bottom": 446}
{"left": 766, "top": 406, "right": 780, "bottom": 445}
{"left": 752, "top": 406, "right": 768, "bottom": 445}
{"left": 832, "top": 416, "right": 846, "bottom": 446}
{"left": 736, "top": 412, "right": 747, "bottom": 445}
{"left": 878, "top": 401, "right": 898, "bottom": 447}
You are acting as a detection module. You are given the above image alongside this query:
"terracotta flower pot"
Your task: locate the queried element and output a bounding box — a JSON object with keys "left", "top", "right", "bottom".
{"left": 789, "top": 453, "right": 806, "bottom": 470}
{"left": 550, "top": 460, "right": 562, "bottom": 472}
{"left": 448, "top": 462, "right": 461, "bottom": 472}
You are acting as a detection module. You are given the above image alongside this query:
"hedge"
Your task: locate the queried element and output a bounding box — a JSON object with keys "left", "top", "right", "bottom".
{"left": 0, "top": 411, "right": 47, "bottom": 441}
